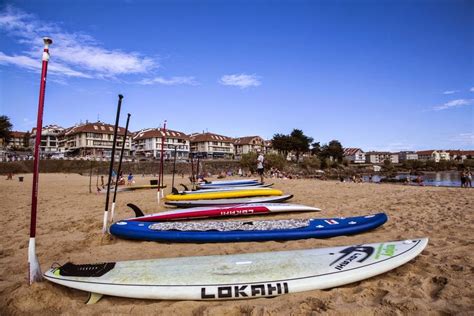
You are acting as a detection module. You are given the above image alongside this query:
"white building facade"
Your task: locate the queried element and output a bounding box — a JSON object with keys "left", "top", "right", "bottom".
{"left": 133, "top": 128, "right": 190, "bottom": 160}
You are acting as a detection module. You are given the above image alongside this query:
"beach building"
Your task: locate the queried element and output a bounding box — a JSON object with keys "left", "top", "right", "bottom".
{"left": 6, "top": 131, "right": 28, "bottom": 149}
{"left": 365, "top": 151, "right": 399, "bottom": 164}
{"left": 133, "top": 128, "right": 190, "bottom": 160}
{"left": 416, "top": 150, "right": 450, "bottom": 162}
{"left": 343, "top": 148, "right": 366, "bottom": 164}
{"left": 446, "top": 150, "right": 474, "bottom": 161}
{"left": 30, "top": 125, "right": 64, "bottom": 155}
{"left": 189, "top": 132, "right": 234, "bottom": 159}
{"left": 234, "top": 136, "right": 264, "bottom": 158}
{"left": 398, "top": 151, "right": 418, "bottom": 162}
{"left": 264, "top": 140, "right": 277, "bottom": 154}
{"left": 57, "top": 121, "right": 131, "bottom": 158}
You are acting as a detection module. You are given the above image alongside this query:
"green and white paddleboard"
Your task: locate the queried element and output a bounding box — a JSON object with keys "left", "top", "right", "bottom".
{"left": 44, "top": 238, "right": 427, "bottom": 302}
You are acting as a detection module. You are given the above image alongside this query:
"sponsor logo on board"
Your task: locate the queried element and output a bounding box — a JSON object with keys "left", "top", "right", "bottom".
{"left": 324, "top": 219, "right": 339, "bottom": 225}
{"left": 220, "top": 209, "right": 255, "bottom": 216}
{"left": 374, "top": 243, "right": 396, "bottom": 259}
{"left": 201, "top": 282, "right": 289, "bottom": 299}
{"left": 330, "top": 246, "right": 374, "bottom": 271}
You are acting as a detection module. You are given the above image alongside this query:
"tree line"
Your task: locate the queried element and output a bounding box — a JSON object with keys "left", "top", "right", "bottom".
{"left": 271, "top": 128, "right": 344, "bottom": 162}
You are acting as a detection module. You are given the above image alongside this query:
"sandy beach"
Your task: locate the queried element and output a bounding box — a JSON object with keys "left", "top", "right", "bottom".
{"left": 0, "top": 173, "right": 473, "bottom": 315}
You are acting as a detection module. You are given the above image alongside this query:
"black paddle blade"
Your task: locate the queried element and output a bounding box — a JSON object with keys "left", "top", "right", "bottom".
{"left": 127, "top": 203, "right": 145, "bottom": 218}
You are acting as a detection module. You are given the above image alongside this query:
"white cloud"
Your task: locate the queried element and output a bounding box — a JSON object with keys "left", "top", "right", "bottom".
{"left": 470, "top": 87, "right": 474, "bottom": 92}
{"left": 442, "top": 90, "right": 458, "bottom": 95}
{"left": 450, "top": 133, "right": 474, "bottom": 146}
{"left": 219, "top": 73, "right": 261, "bottom": 89}
{"left": 138, "top": 76, "right": 198, "bottom": 86}
{"left": 434, "top": 99, "right": 474, "bottom": 111}
{"left": 0, "top": 6, "right": 162, "bottom": 80}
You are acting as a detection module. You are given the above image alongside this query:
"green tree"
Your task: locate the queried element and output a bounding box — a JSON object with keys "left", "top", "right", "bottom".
{"left": 319, "top": 140, "right": 344, "bottom": 162}
{"left": 271, "top": 133, "right": 292, "bottom": 157}
{"left": 290, "top": 129, "right": 313, "bottom": 161}
{"left": 311, "top": 142, "right": 321, "bottom": 156}
{"left": 0, "top": 115, "right": 13, "bottom": 146}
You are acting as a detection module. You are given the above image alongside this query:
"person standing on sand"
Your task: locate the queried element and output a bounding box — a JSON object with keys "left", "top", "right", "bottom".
{"left": 127, "top": 173, "right": 134, "bottom": 186}
{"left": 467, "top": 169, "right": 472, "bottom": 187}
{"left": 256, "top": 149, "right": 265, "bottom": 184}
{"left": 460, "top": 170, "right": 466, "bottom": 188}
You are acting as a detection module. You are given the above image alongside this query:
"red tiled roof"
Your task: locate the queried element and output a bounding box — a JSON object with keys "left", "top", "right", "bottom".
{"left": 190, "top": 132, "right": 233, "bottom": 143}
{"left": 416, "top": 150, "right": 436, "bottom": 155}
{"left": 446, "top": 150, "right": 474, "bottom": 156}
{"left": 62, "top": 122, "right": 130, "bottom": 136}
{"left": 343, "top": 148, "right": 364, "bottom": 156}
{"left": 133, "top": 128, "right": 189, "bottom": 141}
{"left": 10, "top": 131, "right": 27, "bottom": 138}
{"left": 234, "top": 136, "right": 263, "bottom": 145}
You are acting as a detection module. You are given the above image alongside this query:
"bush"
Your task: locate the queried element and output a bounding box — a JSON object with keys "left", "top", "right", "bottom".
{"left": 264, "top": 153, "right": 287, "bottom": 171}
{"left": 301, "top": 156, "right": 321, "bottom": 170}
{"left": 239, "top": 152, "right": 258, "bottom": 173}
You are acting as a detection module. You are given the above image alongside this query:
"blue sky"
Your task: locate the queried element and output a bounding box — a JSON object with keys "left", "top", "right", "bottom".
{"left": 0, "top": 0, "right": 473, "bottom": 151}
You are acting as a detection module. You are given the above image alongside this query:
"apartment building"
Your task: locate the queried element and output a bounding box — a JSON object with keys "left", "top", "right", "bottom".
{"left": 234, "top": 136, "right": 264, "bottom": 157}
{"left": 190, "top": 132, "right": 234, "bottom": 159}
{"left": 6, "top": 131, "right": 28, "bottom": 149}
{"left": 58, "top": 121, "right": 131, "bottom": 158}
{"left": 365, "top": 151, "right": 399, "bottom": 164}
{"left": 416, "top": 150, "right": 450, "bottom": 162}
{"left": 398, "top": 151, "right": 418, "bottom": 162}
{"left": 133, "top": 128, "right": 190, "bottom": 160}
{"left": 30, "top": 125, "right": 64, "bottom": 155}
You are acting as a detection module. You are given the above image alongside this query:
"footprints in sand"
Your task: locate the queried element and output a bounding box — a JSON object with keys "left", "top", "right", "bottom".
{"left": 430, "top": 276, "right": 448, "bottom": 300}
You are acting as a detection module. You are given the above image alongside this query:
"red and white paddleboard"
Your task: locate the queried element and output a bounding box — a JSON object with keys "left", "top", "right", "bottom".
{"left": 126, "top": 203, "right": 321, "bottom": 222}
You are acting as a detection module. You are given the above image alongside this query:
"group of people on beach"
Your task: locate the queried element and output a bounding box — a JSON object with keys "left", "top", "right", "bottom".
{"left": 460, "top": 169, "right": 472, "bottom": 188}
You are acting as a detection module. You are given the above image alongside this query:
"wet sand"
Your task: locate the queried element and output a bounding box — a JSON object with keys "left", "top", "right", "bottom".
{"left": 0, "top": 173, "right": 473, "bottom": 315}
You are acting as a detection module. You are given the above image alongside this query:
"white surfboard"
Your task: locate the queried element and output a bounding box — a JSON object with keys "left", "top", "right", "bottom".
{"left": 44, "top": 238, "right": 428, "bottom": 302}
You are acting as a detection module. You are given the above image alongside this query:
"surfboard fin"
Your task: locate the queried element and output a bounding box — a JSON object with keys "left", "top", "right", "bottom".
{"left": 179, "top": 183, "right": 190, "bottom": 191}
{"left": 86, "top": 292, "right": 103, "bottom": 305}
{"left": 172, "top": 187, "right": 179, "bottom": 194}
{"left": 127, "top": 203, "right": 145, "bottom": 218}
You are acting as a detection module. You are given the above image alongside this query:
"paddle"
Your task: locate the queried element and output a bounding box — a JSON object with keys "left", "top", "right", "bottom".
{"left": 102, "top": 94, "right": 123, "bottom": 234}
{"left": 110, "top": 113, "right": 131, "bottom": 223}
{"left": 28, "top": 37, "right": 52, "bottom": 284}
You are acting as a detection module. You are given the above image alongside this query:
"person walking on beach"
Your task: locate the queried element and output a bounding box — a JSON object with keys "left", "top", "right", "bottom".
{"left": 127, "top": 173, "right": 134, "bottom": 186}
{"left": 256, "top": 149, "right": 265, "bottom": 184}
{"left": 467, "top": 169, "right": 472, "bottom": 188}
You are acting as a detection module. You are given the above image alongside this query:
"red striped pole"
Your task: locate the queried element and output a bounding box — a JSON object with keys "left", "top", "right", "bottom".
{"left": 28, "top": 37, "right": 52, "bottom": 284}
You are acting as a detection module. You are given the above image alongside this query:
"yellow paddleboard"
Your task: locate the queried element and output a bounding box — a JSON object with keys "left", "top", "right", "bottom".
{"left": 166, "top": 189, "right": 283, "bottom": 201}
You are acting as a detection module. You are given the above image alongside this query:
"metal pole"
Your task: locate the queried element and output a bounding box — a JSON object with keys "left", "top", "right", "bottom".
{"left": 171, "top": 145, "right": 177, "bottom": 191}
{"left": 158, "top": 120, "right": 167, "bottom": 201}
{"left": 110, "top": 113, "right": 131, "bottom": 223}
{"left": 28, "top": 37, "right": 52, "bottom": 284}
{"left": 103, "top": 94, "right": 123, "bottom": 234}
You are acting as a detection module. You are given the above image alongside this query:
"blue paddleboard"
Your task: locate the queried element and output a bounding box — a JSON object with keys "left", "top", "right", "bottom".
{"left": 110, "top": 213, "right": 388, "bottom": 243}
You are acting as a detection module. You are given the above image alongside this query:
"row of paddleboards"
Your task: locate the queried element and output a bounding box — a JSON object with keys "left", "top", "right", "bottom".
{"left": 44, "top": 178, "right": 428, "bottom": 303}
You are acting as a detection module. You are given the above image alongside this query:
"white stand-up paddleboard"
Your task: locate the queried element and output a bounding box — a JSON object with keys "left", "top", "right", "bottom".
{"left": 44, "top": 238, "right": 428, "bottom": 302}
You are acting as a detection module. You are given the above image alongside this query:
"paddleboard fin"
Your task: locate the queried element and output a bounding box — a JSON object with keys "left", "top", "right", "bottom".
{"left": 180, "top": 183, "right": 190, "bottom": 191}
{"left": 127, "top": 203, "right": 145, "bottom": 217}
{"left": 58, "top": 262, "right": 115, "bottom": 277}
{"left": 172, "top": 187, "right": 179, "bottom": 194}
{"left": 86, "top": 292, "right": 103, "bottom": 305}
